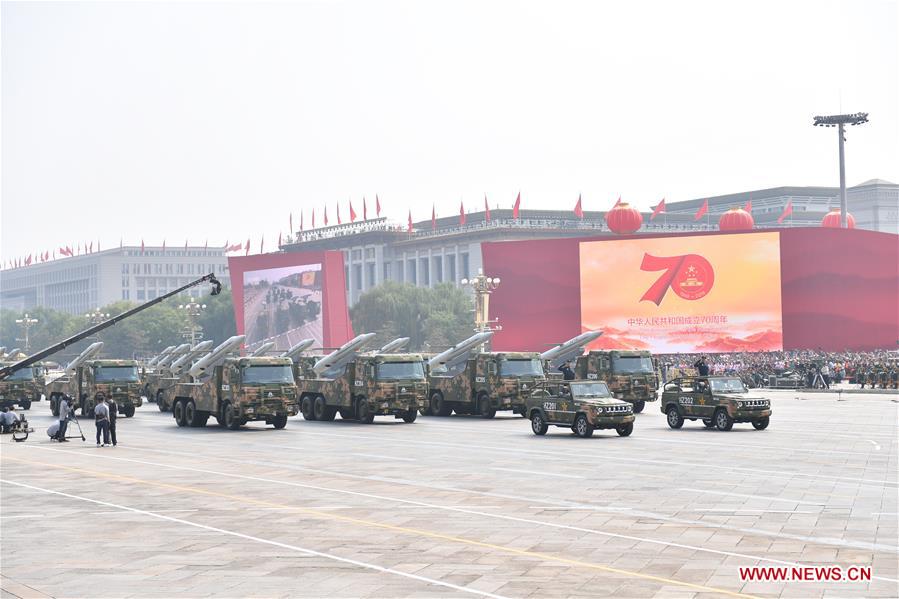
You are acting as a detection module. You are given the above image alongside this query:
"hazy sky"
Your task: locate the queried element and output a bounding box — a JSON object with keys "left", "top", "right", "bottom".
{"left": 2, "top": 0, "right": 897, "bottom": 260}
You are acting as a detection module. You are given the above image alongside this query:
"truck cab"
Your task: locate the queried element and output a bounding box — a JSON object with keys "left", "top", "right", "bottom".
{"left": 47, "top": 359, "right": 143, "bottom": 417}
{"left": 574, "top": 350, "right": 658, "bottom": 413}
{"left": 0, "top": 362, "right": 42, "bottom": 410}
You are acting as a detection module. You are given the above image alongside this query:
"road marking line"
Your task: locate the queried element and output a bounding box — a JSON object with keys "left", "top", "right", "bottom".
{"left": 691, "top": 509, "right": 818, "bottom": 514}
{"left": 350, "top": 452, "right": 416, "bottom": 462}
{"left": 679, "top": 488, "right": 828, "bottom": 506}
{"left": 1, "top": 455, "right": 760, "bottom": 598}
{"left": 529, "top": 506, "right": 632, "bottom": 511}
{"left": 868, "top": 440, "right": 882, "bottom": 451}
{"left": 15, "top": 444, "right": 899, "bottom": 584}
{"left": 0, "top": 478, "right": 507, "bottom": 599}
{"left": 0, "top": 515, "right": 44, "bottom": 519}
{"left": 490, "top": 467, "right": 585, "bottom": 479}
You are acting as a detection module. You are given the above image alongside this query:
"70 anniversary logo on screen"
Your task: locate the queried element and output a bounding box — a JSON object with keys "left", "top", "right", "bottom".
{"left": 640, "top": 253, "right": 715, "bottom": 304}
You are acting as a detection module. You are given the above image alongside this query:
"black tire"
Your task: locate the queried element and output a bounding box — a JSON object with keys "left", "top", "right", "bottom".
{"left": 632, "top": 400, "right": 645, "bottom": 414}
{"left": 301, "top": 395, "right": 316, "bottom": 421}
{"left": 173, "top": 400, "right": 186, "bottom": 427}
{"left": 478, "top": 393, "right": 496, "bottom": 419}
{"left": 185, "top": 400, "right": 207, "bottom": 427}
{"left": 431, "top": 391, "right": 452, "bottom": 417}
{"left": 666, "top": 405, "right": 684, "bottom": 429}
{"left": 156, "top": 390, "right": 168, "bottom": 412}
{"left": 702, "top": 418, "right": 715, "bottom": 428}
{"left": 320, "top": 406, "right": 337, "bottom": 422}
{"left": 19, "top": 400, "right": 31, "bottom": 411}
{"left": 357, "top": 398, "right": 374, "bottom": 424}
{"left": 402, "top": 409, "right": 417, "bottom": 423}
{"left": 752, "top": 417, "right": 769, "bottom": 430}
{"left": 50, "top": 395, "right": 59, "bottom": 417}
{"left": 714, "top": 408, "right": 734, "bottom": 431}
{"left": 531, "top": 411, "right": 548, "bottom": 436}
{"left": 123, "top": 404, "right": 135, "bottom": 418}
{"left": 313, "top": 395, "right": 328, "bottom": 421}
{"left": 616, "top": 422, "right": 634, "bottom": 437}
{"left": 272, "top": 414, "right": 288, "bottom": 429}
{"left": 222, "top": 401, "right": 241, "bottom": 430}
{"left": 574, "top": 414, "right": 594, "bottom": 438}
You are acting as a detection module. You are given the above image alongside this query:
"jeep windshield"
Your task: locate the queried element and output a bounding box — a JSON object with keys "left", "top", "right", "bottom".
{"left": 94, "top": 366, "right": 139, "bottom": 382}
{"left": 500, "top": 358, "right": 544, "bottom": 377}
{"left": 570, "top": 382, "right": 611, "bottom": 399}
{"left": 611, "top": 356, "right": 654, "bottom": 374}
{"left": 241, "top": 365, "right": 294, "bottom": 384}
{"left": 709, "top": 378, "right": 747, "bottom": 393}
{"left": 377, "top": 361, "right": 425, "bottom": 380}
{"left": 6, "top": 368, "right": 34, "bottom": 381}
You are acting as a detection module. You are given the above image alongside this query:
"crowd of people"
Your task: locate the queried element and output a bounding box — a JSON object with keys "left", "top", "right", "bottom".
{"left": 50, "top": 391, "right": 119, "bottom": 445}
{"left": 657, "top": 350, "right": 898, "bottom": 389}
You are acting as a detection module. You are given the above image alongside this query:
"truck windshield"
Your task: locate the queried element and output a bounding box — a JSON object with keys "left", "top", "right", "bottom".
{"left": 241, "top": 365, "right": 294, "bottom": 384}
{"left": 500, "top": 358, "right": 544, "bottom": 377}
{"left": 570, "top": 382, "right": 611, "bottom": 398}
{"left": 709, "top": 378, "right": 747, "bottom": 393}
{"left": 6, "top": 368, "right": 34, "bottom": 381}
{"left": 377, "top": 361, "right": 425, "bottom": 380}
{"left": 611, "top": 356, "right": 654, "bottom": 374}
{"left": 94, "top": 366, "right": 140, "bottom": 382}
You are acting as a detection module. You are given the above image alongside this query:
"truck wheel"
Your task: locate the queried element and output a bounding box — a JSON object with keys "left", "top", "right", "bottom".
{"left": 19, "top": 400, "right": 31, "bottom": 410}
{"left": 752, "top": 417, "right": 769, "bottom": 430}
{"left": 632, "top": 400, "right": 645, "bottom": 414}
{"left": 185, "top": 401, "right": 207, "bottom": 427}
{"left": 702, "top": 418, "right": 714, "bottom": 428}
{"left": 666, "top": 405, "right": 684, "bottom": 429}
{"left": 50, "top": 395, "right": 59, "bottom": 417}
{"left": 714, "top": 408, "right": 734, "bottom": 431}
{"left": 419, "top": 399, "right": 432, "bottom": 416}
{"left": 477, "top": 393, "right": 496, "bottom": 419}
{"left": 156, "top": 390, "right": 168, "bottom": 412}
{"left": 616, "top": 422, "right": 634, "bottom": 437}
{"left": 272, "top": 414, "right": 288, "bottom": 429}
{"left": 313, "top": 396, "right": 328, "bottom": 421}
{"left": 222, "top": 402, "right": 241, "bottom": 430}
{"left": 123, "top": 404, "right": 135, "bottom": 418}
{"left": 321, "top": 405, "right": 337, "bottom": 421}
{"left": 431, "top": 391, "right": 452, "bottom": 417}
{"left": 173, "top": 400, "right": 186, "bottom": 427}
{"left": 402, "top": 408, "right": 417, "bottom": 423}
{"left": 357, "top": 398, "right": 374, "bottom": 424}
{"left": 531, "top": 411, "right": 548, "bottom": 436}
{"left": 574, "top": 414, "right": 594, "bottom": 438}
{"left": 301, "top": 395, "right": 316, "bottom": 421}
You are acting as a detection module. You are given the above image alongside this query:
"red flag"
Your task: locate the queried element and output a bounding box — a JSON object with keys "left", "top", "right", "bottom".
{"left": 25, "top": 254, "right": 32, "bottom": 266}
{"left": 574, "top": 194, "right": 584, "bottom": 219}
{"left": 349, "top": 200, "right": 357, "bottom": 222}
{"left": 224, "top": 239, "right": 229, "bottom": 249}
{"left": 376, "top": 195, "right": 381, "bottom": 217}
{"left": 89, "top": 241, "right": 93, "bottom": 253}
{"left": 58, "top": 246, "right": 66, "bottom": 256}
{"left": 407, "top": 210, "right": 413, "bottom": 232}
{"left": 245, "top": 238, "right": 250, "bottom": 256}
{"left": 613, "top": 196, "right": 622, "bottom": 209}
{"left": 324, "top": 206, "right": 328, "bottom": 226}
{"left": 337, "top": 203, "right": 342, "bottom": 225}
{"left": 512, "top": 192, "right": 521, "bottom": 219}
{"left": 289, "top": 212, "right": 293, "bottom": 232}
{"left": 777, "top": 200, "right": 793, "bottom": 224}
{"left": 693, "top": 199, "right": 708, "bottom": 221}
{"left": 744, "top": 199, "right": 752, "bottom": 212}
{"left": 484, "top": 194, "right": 491, "bottom": 222}
{"left": 650, "top": 198, "right": 666, "bottom": 221}
{"left": 67, "top": 245, "right": 73, "bottom": 256}
{"left": 431, "top": 205, "right": 436, "bottom": 230}
{"left": 459, "top": 201, "right": 466, "bottom": 226}
{"left": 363, "top": 197, "right": 367, "bottom": 220}
{"left": 278, "top": 232, "right": 282, "bottom": 247}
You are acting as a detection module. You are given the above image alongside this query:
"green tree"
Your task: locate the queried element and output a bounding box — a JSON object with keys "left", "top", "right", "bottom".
{"left": 197, "top": 287, "right": 237, "bottom": 345}
{"left": 350, "top": 282, "right": 473, "bottom": 351}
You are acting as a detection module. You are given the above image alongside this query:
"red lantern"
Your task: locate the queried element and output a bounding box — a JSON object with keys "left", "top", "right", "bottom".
{"left": 821, "top": 209, "right": 855, "bottom": 228}
{"left": 717, "top": 207, "right": 754, "bottom": 231}
{"left": 605, "top": 202, "right": 643, "bottom": 234}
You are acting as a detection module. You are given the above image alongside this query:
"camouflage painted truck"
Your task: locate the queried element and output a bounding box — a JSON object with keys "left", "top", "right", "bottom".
{"left": 169, "top": 336, "right": 300, "bottom": 429}
{"left": 148, "top": 342, "right": 214, "bottom": 411}
{"left": 0, "top": 357, "right": 43, "bottom": 410}
{"left": 296, "top": 334, "right": 427, "bottom": 424}
{"left": 45, "top": 342, "right": 143, "bottom": 417}
{"left": 424, "top": 332, "right": 547, "bottom": 418}
{"left": 573, "top": 350, "right": 659, "bottom": 413}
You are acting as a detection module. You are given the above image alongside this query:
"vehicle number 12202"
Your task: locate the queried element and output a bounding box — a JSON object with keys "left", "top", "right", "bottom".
{"left": 679, "top": 396, "right": 694, "bottom": 405}
{"left": 543, "top": 402, "right": 557, "bottom": 411}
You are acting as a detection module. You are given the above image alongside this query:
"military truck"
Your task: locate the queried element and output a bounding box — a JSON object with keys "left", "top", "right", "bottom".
{"left": 660, "top": 375, "right": 771, "bottom": 431}
{"left": 0, "top": 361, "right": 43, "bottom": 410}
{"left": 149, "top": 342, "right": 214, "bottom": 411}
{"left": 296, "top": 334, "right": 427, "bottom": 423}
{"left": 525, "top": 380, "right": 635, "bottom": 437}
{"left": 46, "top": 343, "right": 143, "bottom": 417}
{"left": 425, "top": 332, "right": 546, "bottom": 418}
{"left": 573, "top": 350, "right": 659, "bottom": 413}
{"left": 169, "top": 336, "right": 300, "bottom": 429}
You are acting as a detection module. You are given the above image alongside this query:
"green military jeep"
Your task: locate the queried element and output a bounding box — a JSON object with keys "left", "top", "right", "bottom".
{"left": 525, "top": 380, "right": 635, "bottom": 438}
{"left": 660, "top": 376, "right": 771, "bottom": 431}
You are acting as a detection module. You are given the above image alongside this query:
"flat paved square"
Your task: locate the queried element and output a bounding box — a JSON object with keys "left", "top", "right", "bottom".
{"left": 2, "top": 391, "right": 897, "bottom": 598}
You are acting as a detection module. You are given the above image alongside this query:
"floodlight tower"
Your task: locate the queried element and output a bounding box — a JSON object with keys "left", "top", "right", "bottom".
{"left": 812, "top": 112, "right": 869, "bottom": 228}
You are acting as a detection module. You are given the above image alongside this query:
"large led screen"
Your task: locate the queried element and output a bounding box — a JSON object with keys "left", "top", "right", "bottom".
{"left": 242, "top": 263, "right": 323, "bottom": 352}
{"left": 579, "top": 232, "right": 784, "bottom": 352}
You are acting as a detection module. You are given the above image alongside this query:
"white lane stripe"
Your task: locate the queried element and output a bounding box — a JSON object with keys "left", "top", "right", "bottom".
{"left": 679, "top": 488, "right": 828, "bottom": 506}
{"left": 0, "top": 479, "right": 508, "bottom": 599}
{"left": 285, "top": 429, "right": 899, "bottom": 487}
{"left": 691, "top": 509, "right": 818, "bottom": 514}
{"left": 0, "top": 514, "right": 44, "bottom": 519}
{"left": 18, "top": 444, "right": 899, "bottom": 577}
{"left": 350, "top": 452, "right": 416, "bottom": 462}
{"left": 490, "top": 467, "right": 585, "bottom": 480}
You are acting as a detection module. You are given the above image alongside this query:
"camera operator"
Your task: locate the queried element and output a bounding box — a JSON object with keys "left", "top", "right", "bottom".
{"left": 57, "top": 396, "right": 70, "bottom": 442}
{"left": 0, "top": 407, "right": 16, "bottom": 433}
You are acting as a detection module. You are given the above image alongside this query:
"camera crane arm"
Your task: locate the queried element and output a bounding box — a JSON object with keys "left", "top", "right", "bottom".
{"left": 0, "top": 273, "right": 223, "bottom": 381}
